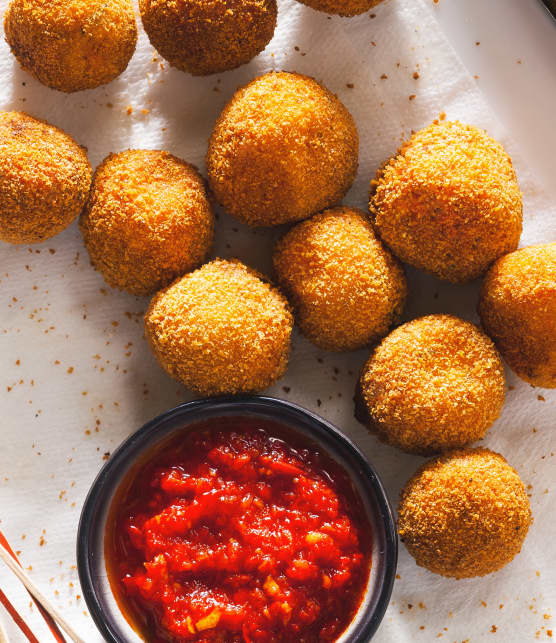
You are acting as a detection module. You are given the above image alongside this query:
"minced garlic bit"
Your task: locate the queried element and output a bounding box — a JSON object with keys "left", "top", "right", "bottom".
{"left": 196, "top": 609, "right": 221, "bottom": 631}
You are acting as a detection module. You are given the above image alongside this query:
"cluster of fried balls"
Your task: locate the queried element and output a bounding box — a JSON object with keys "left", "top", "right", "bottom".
{"left": 1, "top": 0, "right": 552, "bottom": 585}
{"left": 4, "top": 0, "right": 382, "bottom": 93}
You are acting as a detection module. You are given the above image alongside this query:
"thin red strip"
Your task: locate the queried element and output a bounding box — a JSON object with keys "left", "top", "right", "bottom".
{"left": 0, "top": 530, "right": 66, "bottom": 643}
{"left": 0, "top": 587, "right": 40, "bottom": 643}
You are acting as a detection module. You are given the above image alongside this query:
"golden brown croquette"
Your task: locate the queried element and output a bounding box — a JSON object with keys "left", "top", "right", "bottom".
{"left": 479, "top": 242, "right": 556, "bottom": 388}
{"left": 398, "top": 448, "right": 532, "bottom": 578}
{"left": 139, "top": 0, "right": 276, "bottom": 76}
{"left": 80, "top": 150, "right": 214, "bottom": 297}
{"left": 273, "top": 206, "right": 406, "bottom": 351}
{"left": 0, "top": 111, "right": 92, "bottom": 244}
{"left": 207, "top": 71, "right": 359, "bottom": 227}
{"left": 370, "top": 121, "right": 522, "bottom": 283}
{"left": 295, "top": 0, "right": 383, "bottom": 17}
{"left": 357, "top": 315, "right": 506, "bottom": 455}
{"left": 5, "top": 0, "right": 137, "bottom": 93}
{"left": 144, "top": 259, "right": 293, "bottom": 396}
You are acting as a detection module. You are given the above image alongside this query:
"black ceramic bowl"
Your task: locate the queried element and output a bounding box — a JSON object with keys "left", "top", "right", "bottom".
{"left": 77, "top": 396, "right": 397, "bottom": 642}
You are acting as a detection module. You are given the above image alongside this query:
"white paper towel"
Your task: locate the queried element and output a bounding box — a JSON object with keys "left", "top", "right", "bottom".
{"left": 0, "top": 0, "right": 554, "bottom": 640}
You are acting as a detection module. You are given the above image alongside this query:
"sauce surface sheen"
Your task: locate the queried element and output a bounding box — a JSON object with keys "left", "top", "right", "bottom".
{"left": 106, "top": 418, "right": 372, "bottom": 642}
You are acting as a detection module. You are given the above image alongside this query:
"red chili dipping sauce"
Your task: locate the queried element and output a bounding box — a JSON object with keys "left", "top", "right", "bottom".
{"left": 106, "top": 418, "right": 372, "bottom": 642}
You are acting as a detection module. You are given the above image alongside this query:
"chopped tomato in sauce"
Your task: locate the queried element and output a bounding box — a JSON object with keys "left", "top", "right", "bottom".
{"left": 106, "top": 418, "right": 371, "bottom": 642}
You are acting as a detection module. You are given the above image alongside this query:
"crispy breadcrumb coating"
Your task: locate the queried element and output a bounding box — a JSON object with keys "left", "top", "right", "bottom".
{"left": 273, "top": 206, "right": 406, "bottom": 351}
{"left": 370, "top": 121, "right": 522, "bottom": 283}
{"left": 0, "top": 111, "right": 92, "bottom": 244}
{"left": 295, "top": 0, "right": 383, "bottom": 17}
{"left": 207, "top": 71, "right": 359, "bottom": 227}
{"left": 357, "top": 315, "right": 506, "bottom": 455}
{"left": 479, "top": 242, "right": 556, "bottom": 388}
{"left": 398, "top": 448, "right": 532, "bottom": 578}
{"left": 80, "top": 150, "right": 214, "bottom": 297}
{"left": 145, "top": 259, "right": 293, "bottom": 395}
{"left": 139, "top": 0, "right": 276, "bottom": 75}
{"left": 5, "top": 0, "right": 137, "bottom": 93}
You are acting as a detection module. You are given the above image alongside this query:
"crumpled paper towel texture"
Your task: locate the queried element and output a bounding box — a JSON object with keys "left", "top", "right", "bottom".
{"left": 0, "top": 0, "right": 554, "bottom": 640}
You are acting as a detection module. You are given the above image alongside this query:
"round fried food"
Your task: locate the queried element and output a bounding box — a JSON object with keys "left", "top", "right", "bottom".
{"left": 145, "top": 259, "right": 293, "bottom": 395}
{"left": 370, "top": 121, "right": 522, "bottom": 283}
{"left": 207, "top": 71, "right": 359, "bottom": 227}
{"left": 4, "top": 0, "right": 137, "bottom": 93}
{"left": 295, "top": 0, "right": 383, "bottom": 17}
{"left": 0, "top": 111, "right": 92, "bottom": 244}
{"left": 398, "top": 448, "right": 532, "bottom": 578}
{"left": 479, "top": 242, "right": 556, "bottom": 388}
{"left": 139, "top": 0, "right": 276, "bottom": 76}
{"left": 357, "top": 314, "right": 506, "bottom": 455}
{"left": 80, "top": 150, "right": 214, "bottom": 297}
{"left": 273, "top": 206, "right": 406, "bottom": 351}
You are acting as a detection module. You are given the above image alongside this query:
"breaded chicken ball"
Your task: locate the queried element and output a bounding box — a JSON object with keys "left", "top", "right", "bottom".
{"left": 139, "top": 0, "right": 276, "bottom": 76}
{"left": 479, "top": 242, "right": 556, "bottom": 388}
{"left": 295, "top": 0, "right": 383, "bottom": 17}
{"left": 207, "top": 72, "right": 359, "bottom": 226}
{"left": 273, "top": 206, "right": 406, "bottom": 351}
{"left": 5, "top": 0, "right": 137, "bottom": 93}
{"left": 357, "top": 315, "right": 506, "bottom": 455}
{"left": 0, "top": 111, "right": 92, "bottom": 244}
{"left": 145, "top": 259, "right": 293, "bottom": 395}
{"left": 80, "top": 150, "right": 214, "bottom": 296}
{"left": 370, "top": 121, "right": 522, "bottom": 283}
{"left": 398, "top": 448, "right": 532, "bottom": 578}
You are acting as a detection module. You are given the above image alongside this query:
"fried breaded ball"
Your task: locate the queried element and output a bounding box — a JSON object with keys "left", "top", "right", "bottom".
{"left": 139, "top": 0, "right": 276, "bottom": 76}
{"left": 273, "top": 206, "right": 406, "bottom": 351}
{"left": 0, "top": 111, "right": 92, "bottom": 244}
{"left": 479, "top": 242, "right": 556, "bottom": 388}
{"left": 80, "top": 150, "right": 214, "bottom": 297}
{"left": 295, "top": 0, "right": 383, "bottom": 17}
{"left": 4, "top": 0, "right": 137, "bottom": 93}
{"left": 398, "top": 448, "right": 532, "bottom": 578}
{"left": 370, "top": 121, "right": 522, "bottom": 283}
{"left": 145, "top": 259, "right": 293, "bottom": 395}
{"left": 357, "top": 315, "right": 506, "bottom": 455}
{"left": 207, "top": 71, "right": 359, "bottom": 227}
